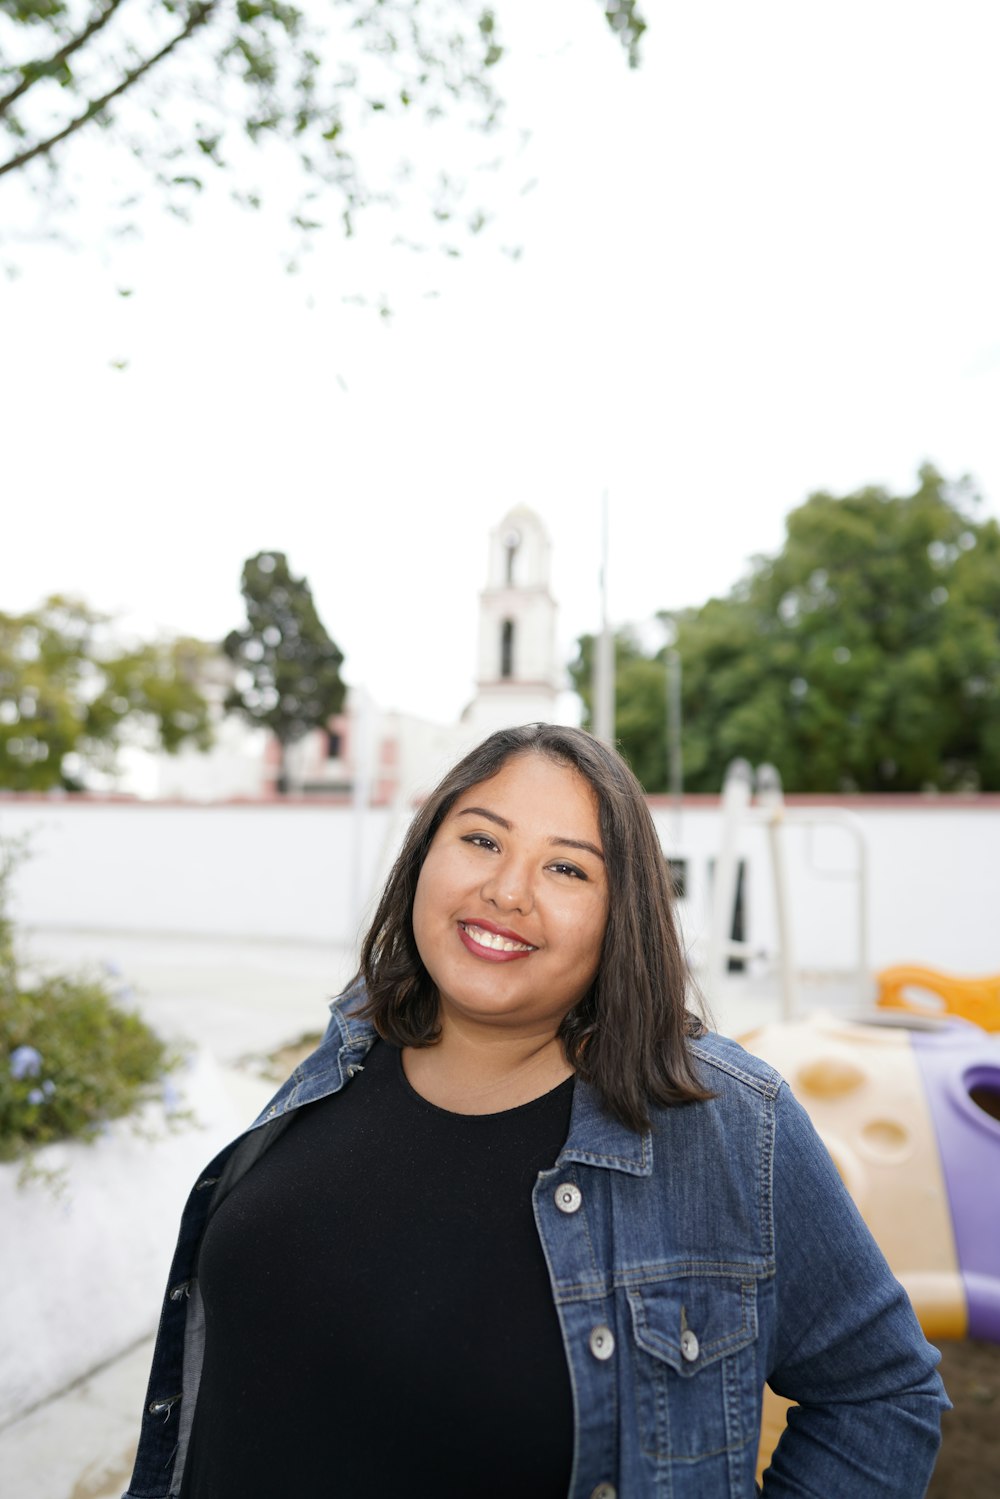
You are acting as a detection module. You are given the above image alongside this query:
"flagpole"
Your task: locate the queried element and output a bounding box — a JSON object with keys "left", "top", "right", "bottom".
{"left": 592, "top": 490, "right": 614, "bottom": 744}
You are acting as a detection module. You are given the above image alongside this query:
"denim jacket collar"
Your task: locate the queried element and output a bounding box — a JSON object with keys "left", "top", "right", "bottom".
{"left": 316, "top": 982, "right": 653, "bottom": 1179}
{"left": 558, "top": 1083, "right": 652, "bottom": 1177}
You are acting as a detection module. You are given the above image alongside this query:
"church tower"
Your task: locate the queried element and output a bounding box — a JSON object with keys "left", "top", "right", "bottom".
{"left": 462, "top": 506, "right": 560, "bottom": 733}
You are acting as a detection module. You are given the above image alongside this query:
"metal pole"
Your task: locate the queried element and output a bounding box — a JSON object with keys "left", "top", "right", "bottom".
{"left": 592, "top": 490, "right": 615, "bottom": 744}
{"left": 756, "top": 764, "right": 796, "bottom": 1020}
{"left": 667, "top": 647, "right": 683, "bottom": 843}
{"left": 350, "top": 688, "right": 374, "bottom": 941}
{"left": 705, "top": 759, "right": 753, "bottom": 1004}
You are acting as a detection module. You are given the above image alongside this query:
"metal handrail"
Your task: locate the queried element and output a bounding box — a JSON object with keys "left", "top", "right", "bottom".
{"left": 704, "top": 762, "right": 870, "bottom": 1019}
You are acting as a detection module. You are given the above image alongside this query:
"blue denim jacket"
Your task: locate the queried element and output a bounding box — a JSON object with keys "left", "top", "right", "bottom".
{"left": 125, "top": 987, "right": 947, "bottom": 1499}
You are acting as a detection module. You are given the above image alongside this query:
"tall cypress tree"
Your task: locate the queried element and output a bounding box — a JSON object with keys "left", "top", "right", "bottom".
{"left": 223, "top": 552, "right": 346, "bottom": 793}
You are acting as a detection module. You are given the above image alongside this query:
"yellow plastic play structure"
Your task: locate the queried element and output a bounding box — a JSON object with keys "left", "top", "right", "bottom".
{"left": 741, "top": 1010, "right": 1000, "bottom": 1483}
{"left": 876, "top": 964, "right": 1000, "bottom": 1032}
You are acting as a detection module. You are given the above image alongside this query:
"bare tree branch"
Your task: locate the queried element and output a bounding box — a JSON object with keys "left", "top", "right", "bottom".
{"left": 0, "top": 1, "right": 217, "bottom": 181}
{"left": 0, "top": 0, "right": 130, "bottom": 121}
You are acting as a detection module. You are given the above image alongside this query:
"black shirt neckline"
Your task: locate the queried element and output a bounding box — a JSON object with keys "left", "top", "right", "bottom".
{"left": 393, "top": 1041, "right": 576, "bottom": 1120}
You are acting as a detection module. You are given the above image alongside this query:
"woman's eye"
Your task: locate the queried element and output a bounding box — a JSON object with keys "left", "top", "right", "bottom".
{"left": 550, "top": 861, "right": 587, "bottom": 880}
{"left": 463, "top": 833, "right": 499, "bottom": 851}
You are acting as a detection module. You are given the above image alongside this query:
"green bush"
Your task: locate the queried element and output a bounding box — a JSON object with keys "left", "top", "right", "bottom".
{"left": 0, "top": 841, "right": 175, "bottom": 1163}
{"left": 1, "top": 976, "right": 175, "bottom": 1162}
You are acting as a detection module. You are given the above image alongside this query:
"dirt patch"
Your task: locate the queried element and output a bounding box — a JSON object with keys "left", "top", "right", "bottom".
{"left": 928, "top": 1339, "right": 1000, "bottom": 1497}
{"left": 69, "top": 1443, "right": 137, "bottom": 1499}
{"left": 237, "top": 1032, "right": 323, "bottom": 1085}
{"left": 265, "top": 1033, "right": 322, "bottom": 1079}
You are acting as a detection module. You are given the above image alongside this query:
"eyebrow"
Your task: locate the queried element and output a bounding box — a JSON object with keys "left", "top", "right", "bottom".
{"left": 456, "top": 807, "right": 605, "bottom": 863}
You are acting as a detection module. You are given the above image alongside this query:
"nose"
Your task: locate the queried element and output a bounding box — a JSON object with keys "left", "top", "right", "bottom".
{"left": 480, "top": 856, "right": 534, "bottom": 916}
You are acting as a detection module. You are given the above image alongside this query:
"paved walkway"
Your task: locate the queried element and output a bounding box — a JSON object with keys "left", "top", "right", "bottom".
{"left": 2, "top": 928, "right": 862, "bottom": 1498}
{"left": 5, "top": 1338, "right": 153, "bottom": 1499}
{"left": 3, "top": 928, "right": 356, "bottom": 1499}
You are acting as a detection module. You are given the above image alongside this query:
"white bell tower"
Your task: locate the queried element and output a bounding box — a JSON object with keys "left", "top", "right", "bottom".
{"left": 462, "top": 506, "right": 560, "bottom": 733}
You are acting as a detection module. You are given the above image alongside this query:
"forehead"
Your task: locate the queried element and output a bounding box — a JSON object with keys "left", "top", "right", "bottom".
{"left": 449, "top": 753, "right": 601, "bottom": 831}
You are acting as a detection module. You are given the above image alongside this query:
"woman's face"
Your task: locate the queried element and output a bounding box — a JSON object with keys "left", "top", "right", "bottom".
{"left": 411, "top": 752, "right": 610, "bottom": 1039}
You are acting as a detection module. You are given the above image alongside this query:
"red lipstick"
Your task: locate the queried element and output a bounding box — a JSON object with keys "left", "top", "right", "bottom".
{"left": 457, "top": 918, "right": 536, "bottom": 962}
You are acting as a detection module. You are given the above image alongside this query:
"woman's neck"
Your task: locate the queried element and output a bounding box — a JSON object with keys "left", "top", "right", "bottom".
{"left": 402, "top": 1019, "right": 573, "bottom": 1115}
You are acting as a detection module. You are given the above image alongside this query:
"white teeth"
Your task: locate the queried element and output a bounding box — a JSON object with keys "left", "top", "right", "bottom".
{"left": 463, "top": 924, "right": 534, "bottom": 953}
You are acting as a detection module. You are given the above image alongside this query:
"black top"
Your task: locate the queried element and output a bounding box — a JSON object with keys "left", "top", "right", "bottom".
{"left": 179, "top": 1039, "right": 576, "bottom": 1498}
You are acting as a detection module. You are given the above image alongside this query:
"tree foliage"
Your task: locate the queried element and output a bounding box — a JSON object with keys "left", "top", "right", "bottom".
{"left": 571, "top": 467, "right": 1000, "bottom": 793}
{"left": 0, "top": 596, "right": 214, "bottom": 790}
{"left": 0, "top": 1, "right": 647, "bottom": 255}
{"left": 223, "top": 550, "right": 345, "bottom": 788}
{"left": 570, "top": 629, "right": 672, "bottom": 792}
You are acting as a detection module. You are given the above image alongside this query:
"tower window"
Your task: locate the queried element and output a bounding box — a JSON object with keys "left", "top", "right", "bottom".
{"left": 503, "top": 527, "right": 521, "bottom": 585}
{"left": 500, "top": 619, "right": 515, "bottom": 679}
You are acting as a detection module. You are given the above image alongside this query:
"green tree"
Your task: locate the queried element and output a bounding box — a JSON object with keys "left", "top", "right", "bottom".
{"left": 223, "top": 550, "right": 346, "bottom": 791}
{"left": 570, "top": 629, "right": 673, "bottom": 792}
{"left": 0, "top": 596, "right": 214, "bottom": 790}
{"left": 0, "top": 2, "right": 646, "bottom": 258}
{"left": 572, "top": 467, "right": 1000, "bottom": 793}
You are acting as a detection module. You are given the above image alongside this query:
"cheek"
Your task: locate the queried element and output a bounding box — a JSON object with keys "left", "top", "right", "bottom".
{"left": 411, "top": 850, "right": 459, "bottom": 966}
{"left": 564, "top": 896, "right": 608, "bottom": 979}
{"left": 411, "top": 866, "right": 436, "bottom": 955}
{"left": 588, "top": 894, "right": 610, "bottom": 975}
{"left": 413, "top": 848, "right": 456, "bottom": 921}
{"left": 411, "top": 912, "right": 437, "bottom": 993}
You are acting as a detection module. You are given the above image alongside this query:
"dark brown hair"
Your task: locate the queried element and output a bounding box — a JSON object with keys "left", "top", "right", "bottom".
{"left": 356, "top": 723, "right": 710, "bottom": 1131}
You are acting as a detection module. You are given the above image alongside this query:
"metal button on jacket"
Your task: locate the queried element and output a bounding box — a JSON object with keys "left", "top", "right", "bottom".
{"left": 554, "top": 1181, "right": 582, "bottom": 1214}
{"left": 680, "top": 1328, "right": 700, "bottom": 1362}
{"left": 590, "top": 1485, "right": 617, "bottom": 1499}
{"left": 589, "top": 1325, "right": 615, "bottom": 1361}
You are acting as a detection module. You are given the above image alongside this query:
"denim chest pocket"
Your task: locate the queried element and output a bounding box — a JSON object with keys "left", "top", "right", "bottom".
{"left": 626, "top": 1275, "right": 759, "bottom": 1463}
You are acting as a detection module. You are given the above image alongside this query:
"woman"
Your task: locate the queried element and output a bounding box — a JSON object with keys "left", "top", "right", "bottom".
{"left": 125, "top": 724, "right": 947, "bottom": 1499}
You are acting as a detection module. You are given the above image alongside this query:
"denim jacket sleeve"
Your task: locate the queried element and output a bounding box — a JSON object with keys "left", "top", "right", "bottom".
{"left": 761, "top": 1082, "right": 949, "bottom": 1497}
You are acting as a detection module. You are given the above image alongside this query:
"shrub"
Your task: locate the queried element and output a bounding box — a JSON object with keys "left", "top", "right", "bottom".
{"left": 0, "top": 841, "right": 175, "bottom": 1163}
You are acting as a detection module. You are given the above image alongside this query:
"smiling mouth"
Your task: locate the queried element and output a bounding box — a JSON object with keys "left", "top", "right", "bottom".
{"left": 459, "top": 921, "right": 537, "bottom": 955}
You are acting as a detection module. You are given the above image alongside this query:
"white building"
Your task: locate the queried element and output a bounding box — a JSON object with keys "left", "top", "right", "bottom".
{"left": 145, "top": 504, "right": 573, "bottom": 803}
{"left": 461, "top": 505, "right": 561, "bottom": 734}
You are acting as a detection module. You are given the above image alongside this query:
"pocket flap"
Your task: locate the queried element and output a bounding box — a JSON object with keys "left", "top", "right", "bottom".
{"left": 627, "top": 1276, "right": 757, "bottom": 1376}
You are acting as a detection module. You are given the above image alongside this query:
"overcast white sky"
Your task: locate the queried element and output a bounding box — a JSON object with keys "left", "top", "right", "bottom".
{"left": 3, "top": 0, "right": 1000, "bottom": 724}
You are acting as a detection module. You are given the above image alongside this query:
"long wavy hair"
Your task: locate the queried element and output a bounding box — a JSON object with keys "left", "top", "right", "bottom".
{"left": 356, "top": 723, "right": 710, "bottom": 1131}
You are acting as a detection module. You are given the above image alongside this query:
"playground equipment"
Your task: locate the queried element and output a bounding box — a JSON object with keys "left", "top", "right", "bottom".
{"left": 877, "top": 963, "right": 1000, "bottom": 1033}
{"left": 740, "top": 1010, "right": 1000, "bottom": 1342}
{"left": 704, "top": 760, "right": 870, "bottom": 1016}
{"left": 741, "top": 1011, "right": 1000, "bottom": 1477}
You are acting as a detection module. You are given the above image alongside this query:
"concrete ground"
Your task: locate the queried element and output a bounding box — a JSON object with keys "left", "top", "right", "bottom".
{"left": 2, "top": 928, "right": 860, "bottom": 1499}
{"left": 15, "top": 927, "right": 361, "bottom": 1067}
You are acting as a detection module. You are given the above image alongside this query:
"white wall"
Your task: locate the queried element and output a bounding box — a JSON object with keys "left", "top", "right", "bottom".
{"left": 154, "top": 718, "right": 272, "bottom": 801}
{"left": 655, "top": 801, "right": 1000, "bottom": 976}
{"left": 0, "top": 800, "right": 393, "bottom": 947}
{"left": 2, "top": 795, "right": 998, "bottom": 976}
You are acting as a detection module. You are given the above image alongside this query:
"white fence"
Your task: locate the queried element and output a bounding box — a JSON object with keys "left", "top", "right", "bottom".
{"left": 1, "top": 800, "right": 394, "bottom": 949}
{"left": 2, "top": 795, "right": 998, "bottom": 977}
{"left": 651, "top": 799, "right": 999, "bottom": 977}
